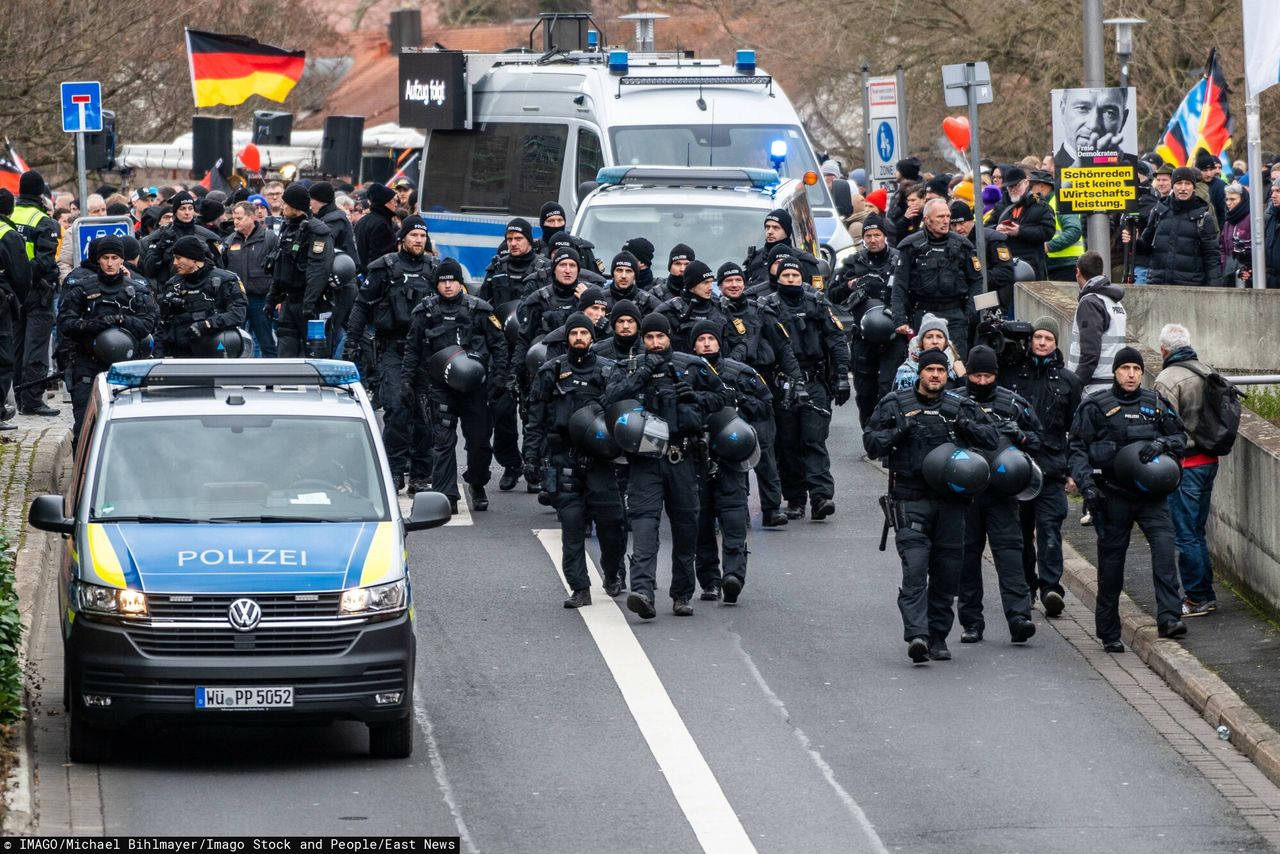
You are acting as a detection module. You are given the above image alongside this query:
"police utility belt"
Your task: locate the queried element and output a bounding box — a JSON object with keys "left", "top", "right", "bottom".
{"left": 912, "top": 298, "right": 964, "bottom": 311}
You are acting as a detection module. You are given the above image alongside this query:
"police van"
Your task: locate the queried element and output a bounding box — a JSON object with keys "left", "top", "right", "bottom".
{"left": 28, "top": 359, "right": 452, "bottom": 762}
{"left": 410, "top": 33, "right": 852, "bottom": 280}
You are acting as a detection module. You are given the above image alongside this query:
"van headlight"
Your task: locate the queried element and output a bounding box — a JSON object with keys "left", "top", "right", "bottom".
{"left": 76, "top": 581, "right": 148, "bottom": 617}
{"left": 340, "top": 579, "right": 407, "bottom": 617}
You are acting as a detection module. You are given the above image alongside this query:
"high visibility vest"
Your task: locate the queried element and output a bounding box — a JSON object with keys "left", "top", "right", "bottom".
{"left": 1046, "top": 194, "right": 1085, "bottom": 262}
{"left": 0, "top": 219, "right": 13, "bottom": 243}
{"left": 9, "top": 204, "right": 49, "bottom": 261}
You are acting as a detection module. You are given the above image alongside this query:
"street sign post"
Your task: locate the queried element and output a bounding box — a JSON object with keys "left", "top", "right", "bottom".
{"left": 61, "top": 81, "right": 103, "bottom": 216}
{"left": 942, "top": 62, "right": 994, "bottom": 291}
{"left": 864, "top": 72, "right": 907, "bottom": 190}
{"left": 71, "top": 216, "right": 132, "bottom": 263}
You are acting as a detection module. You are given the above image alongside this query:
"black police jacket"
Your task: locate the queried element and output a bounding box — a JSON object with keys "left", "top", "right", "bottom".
{"left": 655, "top": 295, "right": 746, "bottom": 359}
{"left": 525, "top": 349, "right": 615, "bottom": 464}
{"left": 266, "top": 215, "right": 335, "bottom": 315}
{"left": 57, "top": 270, "right": 159, "bottom": 371}
{"left": 999, "top": 350, "right": 1083, "bottom": 479}
{"left": 140, "top": 220, "right": 222, "bottom": 282}
{"left": 720, "top": 294, "right": 803, "bottom": 383}
{"left": 890, "top": 230, "right": 983, "bottom": 326}
{"left": 315, "top": 202, "right": 361, "bottom": 270}
{"left": 402, "top": 292, "right": 508, "bottom": 396}
{"left": 592, "top": 334, "right": 642, "bottom": 363}
{"left": 953, "top": 384, "right": 1044, "bottom": 458}
{"left": 757, "top": 287, "right": 850, "bottom": 375}
{"left": 353, "top": 206, "right": 397, "bottom": 275}
{"left": 1067, "top": 384, "right": 1186, "bottom": 495}
{"left": 863, "top": 386, "right": 999, "bottom": 498}
{"left": 479, "top": 250, "right": 551, "bottom": 308}
{"left": 705, "top": 355, "right": 773, "bottom": 423}
{"left": 742, "top": 242, "right": 821, "bottom": 287}
{"left": 828, "top": 246, "right": 898, "bottom": 311}
{"left": 604, "top": 350, "right": 732, "bottom": 440}
{"left": 604, "top": 282, "right": 661, "bottom": 316}
{"left": 158, "top": 265, "right": 247, "bottom": 346}
{"left": 516, "top": 282, "right": 580, "bottom": 375}
{"left": 347, "top": 249, "right": 437, "bottom": 343}
{"left": 0, "top": 216, "right": 31, "bottom": 302}
{"left": 12, "top": 196, "right": 61, "bottom": 290}
{"left": 973, "top": 228, "right": 1017, "bottom": 309}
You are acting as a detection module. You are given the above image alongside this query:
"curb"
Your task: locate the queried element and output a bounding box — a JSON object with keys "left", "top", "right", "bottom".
{"left": 1060, "top": 539, "right": 1280, "bottom": 790}
{"left": 2, "top": 426, "right": 73, "bottom": 835}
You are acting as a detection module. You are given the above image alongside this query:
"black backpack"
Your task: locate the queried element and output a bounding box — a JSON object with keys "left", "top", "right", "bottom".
{"left": 1181, "top": 362, "right": 1244, "bottom": 456}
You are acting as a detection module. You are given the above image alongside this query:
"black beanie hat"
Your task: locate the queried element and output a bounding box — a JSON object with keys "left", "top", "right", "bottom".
{"left": 689, "top": 318, "right": 721, "bottom": 349}
{"left": 368, "top": 183, "right": 395, "bottom": 206}
{"left": 94, "top": 235, "right": 125, "bottom": 259}
{"left": 106, "top": 202, "right": 131, "bottom": 217}
{"left": 668, "top": 243, "right": 694, "bottom": 267}
{"left": 121, "top": 234, "right": 142, "bottom": 261}
{"left": 717, "top": 261, "right": 744, "bottom": 283}
{"left": 682, "top": 260, "right": 715, "bottom": 291}
{"left": 623, "top": 237, "right": 654, "bottom": 266}
{"left": 399, "top": 214, "right": 429, "bottom": 241}
{"left": 611, "top": 250, "right": 638, "bottom": 273}
{"left": 917, "top": 348, "right": 949, "bottom": 371}
{"left": 611, "top": 299, "right": 641, "bottom": 326}
{"left": 1194, "top": 149, "right": 1218, "bottom": 170}
{"left": 965, "top": 345, "right": 999, "bottom": 375}
{"left": 863, "top": 213, "right": 886, "bottom": 234}
{"left": 171, "top": 190, "right": 196, "bottom": 210}
{"left": 765, "top": 208, "right": 793, "bottom": 239}
{"left": 564, "top": 311, "right": 595, "bottom": 338}
{"left": 925, "top": 176, "right": 951, "bottom": 198}
{"left": 578, "top": 286, "right": 609, "bottom": 310}
{"left": 1112, "top": 346, "right": 1144, "bottom": 373}
{"left": 775, "top": 257, "right": 804, "bottom": 281}
{"left": 200, "top": 200, "right": 225, "bottom": 222}
{"left": 435, "top": 259, "right": 464, "bottom": 284}
{"left": 309, "top": 181, "right": 336, "bottom": 205}
{"left": 18, "top": 170, "right": 45, "bottom": 198}
{"left": 948, "top": 200, "right": 974, "bottom": 223}
{"left": 0, "top": 189, "right": 13, "bottom": 217}
{"left": 506, "top": 217, "right": 533, "bottom": 242}
{"left": 171, "top": 235, "right": 207, "bottom": 261}
{"left": 1172, "top": 166, "right": 1200, "bottom": 186}
{"left": 552, "top": 245, "right": 581, "bottom": 269}
{"left": 896, "top": 157, "right": 922, "bottom": 181}
{"left": 640, "top": 313, "right": 671, "bottom": 336}
{"left": 282, "top": 183, "right": 311, "bottom": 211}
{"left": 767, "top": 241, "right": 798, "bottom": 262}
{"left": 539, "top": 201, "right": 566, "bottom": 225}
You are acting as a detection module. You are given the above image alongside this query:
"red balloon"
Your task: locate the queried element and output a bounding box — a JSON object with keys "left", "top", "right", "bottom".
{"left": 943, "top": 116, "right": 970, "bottom": 151}
{"left": 237, "top": 143, "right": 261, "bottom": 173}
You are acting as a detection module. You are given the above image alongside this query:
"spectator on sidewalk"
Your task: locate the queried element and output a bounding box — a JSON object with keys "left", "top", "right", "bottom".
{"left": 1130, "top": 167, "right": 1221, "bottom": 286}
{"left": 995, "top": 168, "right": 1056, "bottom": 280}
{"left": 1154, "top": 324, "right": 1221, "bottom": 617}
{"left": 1219, "top": 184, "right": 1251, "bottom": 287}
{"left": 1066, "top": 251, "right": 1127, "bottom": 396}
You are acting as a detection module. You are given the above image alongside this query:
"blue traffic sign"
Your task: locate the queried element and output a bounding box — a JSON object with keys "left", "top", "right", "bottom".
{"left": 876, "top": 121, "right": 895, "bottom": 164}
{"left": 72, "top": 217, "right": 132, "bottom": 262}
{"left": 61, "top": 81, "right": 102, "bottom": 133}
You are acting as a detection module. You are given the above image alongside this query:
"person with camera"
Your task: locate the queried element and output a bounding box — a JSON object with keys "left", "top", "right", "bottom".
{"left": 156, "top": 236, "right": 247, "bottom": 357}
{"left": 1068, "top": 347, "right": 1189, "bottom": 652}
{"left": 864, "top": 348, "right": 999, "bottom": 664}
{"left": 1218, "top": 184, "right": 1251, "bottom": 288}
{"left": 524, "top": 312, "right": 626, "bottom": 607}
{"left": 999, "top": 316, "right": 1083, "bottom": 617}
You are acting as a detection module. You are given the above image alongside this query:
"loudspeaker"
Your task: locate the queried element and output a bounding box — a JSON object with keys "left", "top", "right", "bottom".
{"left": 321, "top": 115, "right": 364, "bottom": 178}
{"left": 389, "top": 8, "right": 421, "bottom": 53}
{"left": 192, "top": 115, "right": 233, "bottom": 178}
{"left": 84, "top": 110, "right": 117, "bottom": 171}
{"left": 252, "top": 111, "right": 293, "bottom": 146}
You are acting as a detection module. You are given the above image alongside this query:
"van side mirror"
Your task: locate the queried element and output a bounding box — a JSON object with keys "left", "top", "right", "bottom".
{"left": 404, "top": 491, "right": 452, "bottom": 532}
{"left": 577, "top": 181, "right": 599, "bottom": 201}
{"left": 30, "top": 495, "right": 74, "bottom": 535}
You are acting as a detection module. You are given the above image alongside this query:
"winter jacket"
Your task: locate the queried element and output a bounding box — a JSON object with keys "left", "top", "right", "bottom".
{"left": 1140, "top": 194, "right": 1222, "bottom": 286}
{"left": 996, "top": 195, "right": 1056, "bottom": 280}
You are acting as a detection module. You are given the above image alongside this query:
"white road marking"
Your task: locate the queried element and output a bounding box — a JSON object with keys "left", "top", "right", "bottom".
{"left": 414, "top": 677, "right": 481, "bottom": 854}
{"left": 399, "top": 486, "right": 473, "bottom": 527}
{"left": 534, "top": 528, "right": 758, "bottom": 854}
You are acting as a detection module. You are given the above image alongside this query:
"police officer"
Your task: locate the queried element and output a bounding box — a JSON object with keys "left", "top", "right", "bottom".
{"left": 603, "top": 251, "right": 661, "bottom": 316}
{"left": 1000, "top": 316, "right": 1082, "bottom": 617}
{"left": 604, "top": 312, "right": 730, "bottom": 620}
{"left": 690, "top": 319, "right": 770, "bottom": 604}
{"left": 309, "top": 182, "right": 361, "bottom": 353}
{"left": 718, "top": 260, "right": 802, "bottom": 527}
{"left": 402, "top": 259, "right": 508, "bottom": 513}
{"left": 744, "top": 208, "right": 794, "bottom": 286}
{"left": 828, "top": 213, "right": 903, "bottom": 427}
{"left": 948, "top": 200, "right": 1017, "bottom": 317}
{"left": 649, "top": 244, "right": 695, "bottom": 301}
{"left": 140, "top": 190, "right": 222, "bottom": 282}
{"left": 891, "top": 198, "right": 984, "bottom": 357}
{"left": 517, "top": 247, "right": 585, "bottom": 371}
{"left": 57, "top": 235, "right": 159, "bottom": 439}
{"left": 1068, "top": 347, "right": 1188, "bottom": 652}
{"left": 156, "top": 236, "right": 248, "bottom": 357}
{"left": 758, "top": 257, "right": 851, "bottom": 520}
{"left": 592, "top": 300, "right": 643, "bottom": 362}
{"left": 0, "top": 189, "right": 31, "bottom": 426}
{"left": 864, "top": 348, "right": 999, "bottom": 663}
{"left": 345, "top": 215, "right": 438, "bottom": 494}
{"left": 265, "top": 183, "right": 335, "bottom": 357}
{"left": 621, "top": 237, "right": 658, "bottom": 292}
{"left": 12, "top": 171, "right": 62, "bottom": 417}
{"left": 524, "top": 312, "right": 626, "bottom": 605}
{"left": 544, "top": 233, "right": 606, "bottom": 284}
{"left": 538, "top": 201, "right": 600, "bottom": 275}
{"left": 953, "top": 345, "right": 1042, "bottom": 644}
{"left": 656, "top": 260, "right": 744, "bottom": 356}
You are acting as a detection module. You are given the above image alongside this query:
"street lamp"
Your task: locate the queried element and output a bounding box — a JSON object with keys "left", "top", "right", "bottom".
{"left": 1104, "top": 17, "right": 1146, "bottom": 88}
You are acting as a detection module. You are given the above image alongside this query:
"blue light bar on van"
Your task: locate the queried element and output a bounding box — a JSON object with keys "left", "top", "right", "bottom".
{"left": 735, "top": 50, "right": 756, "bottom": 74}
{"left": 106, "top": 359, "right": 362, "bottom": 389}
{"left": 608, "top": 50, "right": 628, "bottom": 74}
{"left": 596, "top": 166, "right": 781, "bottom": 189}
{"left": 587, "top": 30, "right": 599, "bottom": 49}
{"left": 106, "top": 361, "right": 157, "bottom": 388}
{"left": 769, "top": 139, "right": 788, "bottom": 170}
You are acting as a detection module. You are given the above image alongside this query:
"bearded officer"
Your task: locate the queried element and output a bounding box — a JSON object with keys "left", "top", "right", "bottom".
{"left": 264, "top": 183, "right": 335, "bottom": 357}
{"left": 592, "top": 300, "right": 643, "bottom": 363}
{"left": 156, "top": 236, "right": 247, "bottom": 357}
{"left": 891, "top": 198, "right": 984, "bottom": 357}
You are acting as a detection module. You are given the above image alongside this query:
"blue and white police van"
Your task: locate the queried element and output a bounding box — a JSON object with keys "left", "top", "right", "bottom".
{"left": 28, "top": 359, "right": 452, "bottom": 762}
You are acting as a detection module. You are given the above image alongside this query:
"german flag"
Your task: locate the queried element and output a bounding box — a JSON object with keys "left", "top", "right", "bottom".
{"left": 1155, "top": 48, "right": 1234, "bottom": 167}
{"left": 185, "top": 29, "right": 305, "bottom": 108}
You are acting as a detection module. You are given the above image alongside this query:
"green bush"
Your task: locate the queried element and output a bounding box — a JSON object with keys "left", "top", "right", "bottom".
{"left": 0, "top": 532, "right": 22, "bottom": 723}
{"left": 1245, "top": 387, "right": 1280, "bottom": 422}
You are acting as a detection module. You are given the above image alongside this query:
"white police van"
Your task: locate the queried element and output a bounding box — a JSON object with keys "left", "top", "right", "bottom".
{"left": 28, "top": 359, "right": 452, "bottom": 762}
{"left": 411, "top": 34, "right": 852, "bottom": 280}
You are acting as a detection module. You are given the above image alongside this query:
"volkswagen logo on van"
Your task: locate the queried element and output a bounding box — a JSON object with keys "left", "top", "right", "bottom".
{"left": 228, "top": 598, "right": 262, "bottom": 632}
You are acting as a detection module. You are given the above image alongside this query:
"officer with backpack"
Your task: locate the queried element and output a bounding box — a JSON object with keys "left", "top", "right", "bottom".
{"left": 1154, "top": 323, "right": 1242, "bottom": 617}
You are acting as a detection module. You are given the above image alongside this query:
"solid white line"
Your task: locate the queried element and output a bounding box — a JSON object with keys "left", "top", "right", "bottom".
{"left": 414, "top": 676, "right": 481, "bottom": 854}
{"left": 534, "top": 528, "right": 757, "bottom": 854}
{"left": 399, "top": 487, "right": 473, "bottom": 527}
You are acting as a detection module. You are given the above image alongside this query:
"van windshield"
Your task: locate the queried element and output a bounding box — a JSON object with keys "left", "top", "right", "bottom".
{"left": 610, "top": 124, "right": 829, "bottom": 210}
{"left": 90, "top": 416, "right": 389, "bottom": 523}
{"left": 577, "top": 203, "right": 766, "bottom": 273}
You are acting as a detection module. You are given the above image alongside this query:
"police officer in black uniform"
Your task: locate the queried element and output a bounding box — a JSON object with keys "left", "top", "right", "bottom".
{"left": 864, "top": 348, "right": 999, "bottom": 663}
{"left": 265, "top": 183, "right": 335, "bottom": 357}
{"left": 828, "top": 213, "right": 903, "bottom": 427}
{"left": 758, "top": 257, "right": 851, "bottom": 520}
{"left": 402, "top": 259, "right": 508, "bottom": 514}
{"left": 0, "top": 189, "right": 31, "bottom": 425}
{"left": 1068, "top": 347, "right": 1188, "bottom": 652}
{"left": 717, "top": 261, "right": 803, "bottom": 527}
{"left": 605, "top": 312, "right": 731, "bottom": 620}
{"left": 57, "top": 235, "right": 159, "bottom": 440}
{"left": 592, "top": 300, "right": 643, "bottom": 362}
{"left": 12, "top": 171, "right": 63, "bottom": 417}
{"left": 953, "top": 345, "right": 1042, "bottom": 644}
{"left": 690, "top": 319, "right": 769, "bottom": 604}
{"left": 649, "top": 244, "right": 695, "bottom": 301}
{"left": 744, "top": 208, "right": 794, "bottom": 286}
{"left": 140, "top": 191, "right": 222, "bottom": 282}
{"left": 538, "top": 202, "right": 600, "bottom": 275}
{"left": 345, "top": 215, "right": 438, "bottom": 494}
{"left": 655, "top": 260, "right": 744, "bottom": 357}
{"left": 621, "top": 237, "right": 658, "bottom": 292}
{"left": 156, "top": 236, "right": 247, "bottom": 357}
{"left": 891, "top": 198, "right": 984, "bottom": 357}
{"left": 517, "top": 246, "right": 585, "bottom": 377}
{"left": 948, "top": 200, "right": 1017, "bottom": 318}
{"left": 603, "top": 251, "right": 661, "bottom": 316}
{"left": 524, "top": 312, "right": 627, "bottom": 606}
{"left": 309, "top": 182, "right": 361, "bottom": 354}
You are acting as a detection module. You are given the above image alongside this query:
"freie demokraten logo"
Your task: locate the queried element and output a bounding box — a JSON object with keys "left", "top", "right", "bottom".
{"left": 404, "top": 78, "right": 447, "bottom": 107}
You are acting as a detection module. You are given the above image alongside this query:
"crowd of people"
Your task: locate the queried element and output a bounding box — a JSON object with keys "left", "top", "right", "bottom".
{"left": 0, "top": 156, "right": 1236, "bottom": 663}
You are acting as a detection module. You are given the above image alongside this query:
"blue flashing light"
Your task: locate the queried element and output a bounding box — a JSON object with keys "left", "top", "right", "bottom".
{"left": 735, "top": 50, "right": 756, "bottom": 74}
{"left": 306, "top": 359, "right": 362, "bottom": 386}
{"left": 106, "top": 360, "right": 161, "bottom": 388}
{"left": 587, "top": 30, "right": 599, "bottom": 49}
{"left": 306, "top": 319, "right": 327, "bottom": 342}
{"left": 608, "top": 50, "right": 629, "bottom": 74}
{"left": 768, "top": 139, "right": 788, "bottom": 170}
{"left": 596, "top": 166, "right": 629, "bottom": 185}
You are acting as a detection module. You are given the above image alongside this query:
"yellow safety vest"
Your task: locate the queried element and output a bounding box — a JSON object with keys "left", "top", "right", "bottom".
{"left": 1046, "top": 193, "right": 1084, "bottom": 261}
{"left": 9, "top": 204, "right": 50, "bottom": 261}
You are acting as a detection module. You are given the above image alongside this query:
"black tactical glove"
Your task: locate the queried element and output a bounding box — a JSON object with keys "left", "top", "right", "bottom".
{"left": 1001, "top": 422, "right": 1027, "bottom": 446}
{"left": 1139, "top": 440, "right": 1168, "bottom": 463}
{"left": 1082, "top": 486, "right": 1103, "bottom": 518}
{"left": 187, "top": 321, "right": 207, "bottom": 339}
{"left": 834, "top": 376, "right": 851, "bottom": 406}
{"left": 263, "top": 303, "right": 277, "bottom": 322}
{"left": 895, "top": 412, "right": 915, "bottom": 443}
{"left": 674, "top": 380, "right": 698, "bottom": 403}
{"left": 642, "top": 352, "right": 668, "bottom": 373}
{"left": 100, "top": 314, "right": 124, "bottom": 327}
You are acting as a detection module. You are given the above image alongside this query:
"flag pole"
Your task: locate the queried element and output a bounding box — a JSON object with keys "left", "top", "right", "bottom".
{"left": 1246, "top": 93, "right": 1266, "bottom": 289}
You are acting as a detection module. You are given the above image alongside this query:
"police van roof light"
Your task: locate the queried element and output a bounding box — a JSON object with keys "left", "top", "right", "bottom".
{"left": 608, "top": 50, "right": 629, "bottom": 74}
{"left": 769, "top": 139, "right": 788, "bottom": 170}
{"left": 735, "top": 50, "right": 756, "bottom": 74}
{"left": 595, "top": 166, "right": 781, "bottom": 190}
{"left": 587, "top": 30, "right": 599, "bottom": 49}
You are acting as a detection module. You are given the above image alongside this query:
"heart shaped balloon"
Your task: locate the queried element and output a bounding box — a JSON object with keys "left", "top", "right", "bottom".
{"left": 943, "top": 116, "right": 970, "bottom": 151}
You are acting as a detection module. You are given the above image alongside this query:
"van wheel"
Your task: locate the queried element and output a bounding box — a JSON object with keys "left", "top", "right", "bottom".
{"left": 68, "top": 704, "right": 112, "bottom": 764}
{"left": 368, "top": 715, "right": 413, "bottom": 759}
